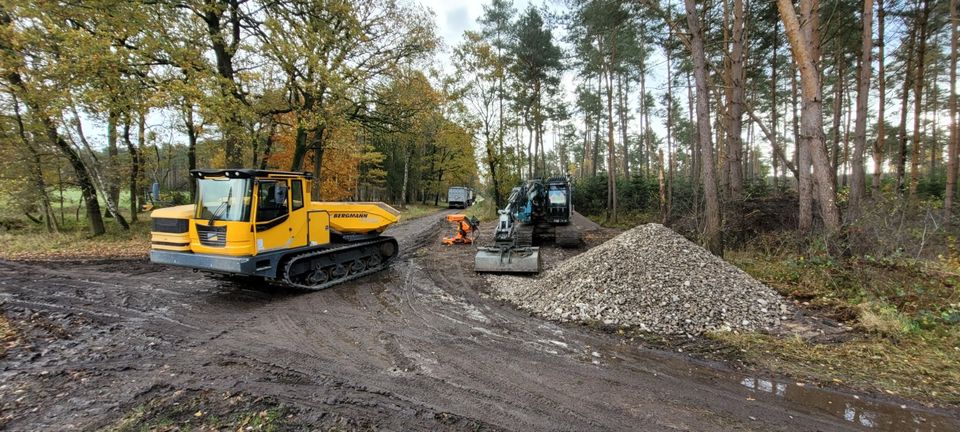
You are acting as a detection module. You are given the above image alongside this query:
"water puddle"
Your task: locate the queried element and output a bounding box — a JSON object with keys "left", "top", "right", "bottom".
{"left": 739, "top": 376, "right": 960, "bottom": 431}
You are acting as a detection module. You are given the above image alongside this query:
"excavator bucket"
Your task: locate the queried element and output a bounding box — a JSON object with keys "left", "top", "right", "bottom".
{"left": 474, "top": 246, "right": 541, "bottom": 273}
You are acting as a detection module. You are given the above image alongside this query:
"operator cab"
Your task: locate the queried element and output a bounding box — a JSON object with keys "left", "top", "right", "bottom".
{"left": 545, "top": 177, "right": 572, "bottom": 224}
{"left": 148, "top": 169, "right": 314, "bottom": 257}
{"left": 192, "top": 169, "right": 311, "bottom": 254}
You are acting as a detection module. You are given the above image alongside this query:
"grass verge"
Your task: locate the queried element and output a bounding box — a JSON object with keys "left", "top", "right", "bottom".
{"left": 0, "top": 220, "right": 151, "bottom": 261}
{"left": 0, "top": 202, "right": 446, "bottom": 260}
{"left": 465, "top": 197, "right": 498, "bottom": 221}
{"left": 721, "top": 251, "right": 960, "bottom": 405}
{"left": 710, "top": 330, "right": 960, "bottom": 405}
{"left": 398, "top": 204, "right": 446, "bottom": 221}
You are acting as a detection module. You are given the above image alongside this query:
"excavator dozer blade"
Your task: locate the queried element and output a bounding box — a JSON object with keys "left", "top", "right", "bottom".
{"left": 474, "top": 247, "right": 541, "bottom": 274}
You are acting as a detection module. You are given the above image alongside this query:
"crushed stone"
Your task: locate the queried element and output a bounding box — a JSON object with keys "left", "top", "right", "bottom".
{"left": 489, "top": 223, "right": 791, "bottom": 335}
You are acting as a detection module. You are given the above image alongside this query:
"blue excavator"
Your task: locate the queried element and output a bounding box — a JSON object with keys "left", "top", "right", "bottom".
{"left": 474, "top": 176, "right": 582, "bottom": 273}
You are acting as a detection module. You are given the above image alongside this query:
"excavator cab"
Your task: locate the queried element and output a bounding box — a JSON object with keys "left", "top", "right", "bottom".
{"left": 545, "top": 178, "right": 573, "bottom": 224}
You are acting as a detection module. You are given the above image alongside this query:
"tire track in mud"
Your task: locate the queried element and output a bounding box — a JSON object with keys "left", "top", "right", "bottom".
{"left": 2, "top": 211, "right": 958, "bottom": 431}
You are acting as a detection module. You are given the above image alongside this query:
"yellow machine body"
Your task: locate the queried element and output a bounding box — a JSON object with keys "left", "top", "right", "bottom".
{"left": 149, "top": 169, "right": 401, "bottom": 288}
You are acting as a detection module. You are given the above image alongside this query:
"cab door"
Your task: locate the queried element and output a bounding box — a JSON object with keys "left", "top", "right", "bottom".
{"left": 287, "top": 179, "right": 308, "bottom": 247}
{"left": 253, "top": 179, "right": 306, "bottom": 253}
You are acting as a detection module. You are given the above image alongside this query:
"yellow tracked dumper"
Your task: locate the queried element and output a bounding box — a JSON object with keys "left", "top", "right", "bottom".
{"left": 149, "top": 169, "right": 400, "bottom": 290}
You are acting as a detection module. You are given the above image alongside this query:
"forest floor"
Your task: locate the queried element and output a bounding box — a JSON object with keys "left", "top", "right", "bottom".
{"left": 716, "top": 251, "right": 960, "bottom": 406}
{"left": 1, "top": 211, "right": 959, "bottom": 430}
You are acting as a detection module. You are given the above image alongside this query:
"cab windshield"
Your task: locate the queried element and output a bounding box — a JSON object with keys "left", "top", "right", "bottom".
{"left": 195, "top": 178, "right": 252, "bottom": 222}
{"left": 548, "top": 189, "right": 567, "bottom": 205}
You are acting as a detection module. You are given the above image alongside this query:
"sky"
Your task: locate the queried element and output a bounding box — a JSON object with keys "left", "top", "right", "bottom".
{"left": 417, "top": 0, "right": 667, "bottom": 164}
{"left": 418, "top": 0, "right": 486, "bottom": 52}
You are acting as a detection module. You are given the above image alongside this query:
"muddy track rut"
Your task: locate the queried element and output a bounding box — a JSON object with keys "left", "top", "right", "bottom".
{"left": 1, "top": 211, "right": 958, "bottom": 431}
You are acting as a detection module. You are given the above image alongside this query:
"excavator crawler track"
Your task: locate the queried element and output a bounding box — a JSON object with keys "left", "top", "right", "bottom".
{"left": 279, "top": 236, "right": 398, "bottom": 290}
{"left": 555, "top": 224, "right": 582, "bottom": 248}
{"left": 515, "top": 224, "right": 535, "bottom": 247}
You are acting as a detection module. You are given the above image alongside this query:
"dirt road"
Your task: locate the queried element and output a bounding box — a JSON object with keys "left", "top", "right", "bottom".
{"left": 1, "top": 211, "right": 958, "bottom": 431}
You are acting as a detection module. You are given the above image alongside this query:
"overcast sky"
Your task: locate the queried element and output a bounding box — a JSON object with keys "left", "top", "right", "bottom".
{"left": 418, "top": 0, "right": 663, "bottom": 165}
{"left": 419, "top": 0, "right": 485, "bottom": 52}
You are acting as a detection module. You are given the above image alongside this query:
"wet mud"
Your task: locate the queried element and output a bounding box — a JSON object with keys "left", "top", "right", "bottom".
{"left": 1, "top": 211, "right": 957, "bottom": 431}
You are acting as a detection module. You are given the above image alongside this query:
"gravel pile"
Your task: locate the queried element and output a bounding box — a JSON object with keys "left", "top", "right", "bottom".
{"left": 491, "top": 223, "right": 790, "bottom": 335}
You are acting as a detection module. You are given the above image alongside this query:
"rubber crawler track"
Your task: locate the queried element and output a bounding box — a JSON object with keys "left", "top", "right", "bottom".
{"left": 279, "top": 236, "right": 398, "bottom": 290}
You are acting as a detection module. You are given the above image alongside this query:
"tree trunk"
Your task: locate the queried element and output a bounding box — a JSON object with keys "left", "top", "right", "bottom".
{"left": 434, "top": 166, "right": 445, "bottom": 207}
{"left": 658, "top": 149, "right": 667, "bottom": 224}
{"left": 639, "top": 69, "right": 648, "bottom": 176}
{"left": 685, "top": 0, "right": 723, "bottom": 255}
{"left": 909, "top": 0, "right": 931, "bottom": 198}
{"left": 582, "top": 115, "right": 591, "bottom": 178}
{"left": 605, "top": 36, "right": 618, "bottom": 222}
{"left": 873, "top": 0, "right": 886, "bottom": 194}
{"left": 726, "top": 0, "right": 745, "bottom": 202}
{"left": 106, "top": 109, "right": 120, "bottom": 218}
{"left": 779, "top": 0, "right": 842, "bottom": 232}
{"left": 643, "top": 80, "right": 653, "bottom": 179}
{"left": 848, "top": 0, "right": 873, "bottom": 219}
{"left": 200, "top": 0, "right": 246, "bottom": 168}
{"left": 792, "top": 61, "right": 802, "bottom": 183}
{"left": 830, "top": 56, "right": 845, "bottom": 187}
{"left": 687, "top": 69, "right": 701, "bottom": 219}
{"left": 791, "top": 61, "right": 813, "bottom": 230}
{"left": 897, "top": 22, "right": 918, "bottom": 194}
{"left": 124, "top": 115, "right": 141, "bottom": 223}
{"left": 400, "top": 151, "right": 410, "bottom": 209}
{"left": 259, "top": 121, "right": 276, "bottom": 170}
{"left": 185, "top": 103, "right": 199, "bottom": 201}
{"left": 310, "top": 130, "right": 326, "bottom": 200}
{"left": 946, "top": 0, "right": 959, "bottom": 218}
{"left": 593, "top": 74, "right": 601, "bottom": 177}
{"left": 68, "top": 104, "right": 130, "bottom": 230}
{"left": 49, "top": 118, "right": 106, "bottom": 234}
{"left": 619, "top": 72, "right": 630, "bottom": 178}
{"left": 666, "top": 28, "right": 675, "bottom": 223}
{"left": 532, "top": 79, "right": 541, "bottom": 178}
{"left": 931, "top": 85, "right": 940, "bottom": 173}
{"left": 11, "top": 94, "right": 58, "bottom": 232}
{"left": 843, "top": 80, "right": 853, "bottom": 187}
{"left": 771, "top": 21, "right": 781, "bottom": 189}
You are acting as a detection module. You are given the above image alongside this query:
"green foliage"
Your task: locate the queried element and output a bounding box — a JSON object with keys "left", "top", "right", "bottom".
{"left": 161, "top": 191, "right": 189, "bottom": 206}
{"left": 573, "top": 173, "right": 697, "bottom": 219}
{"left": 917, "top": 168, "right": 947, "bottom": 199}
